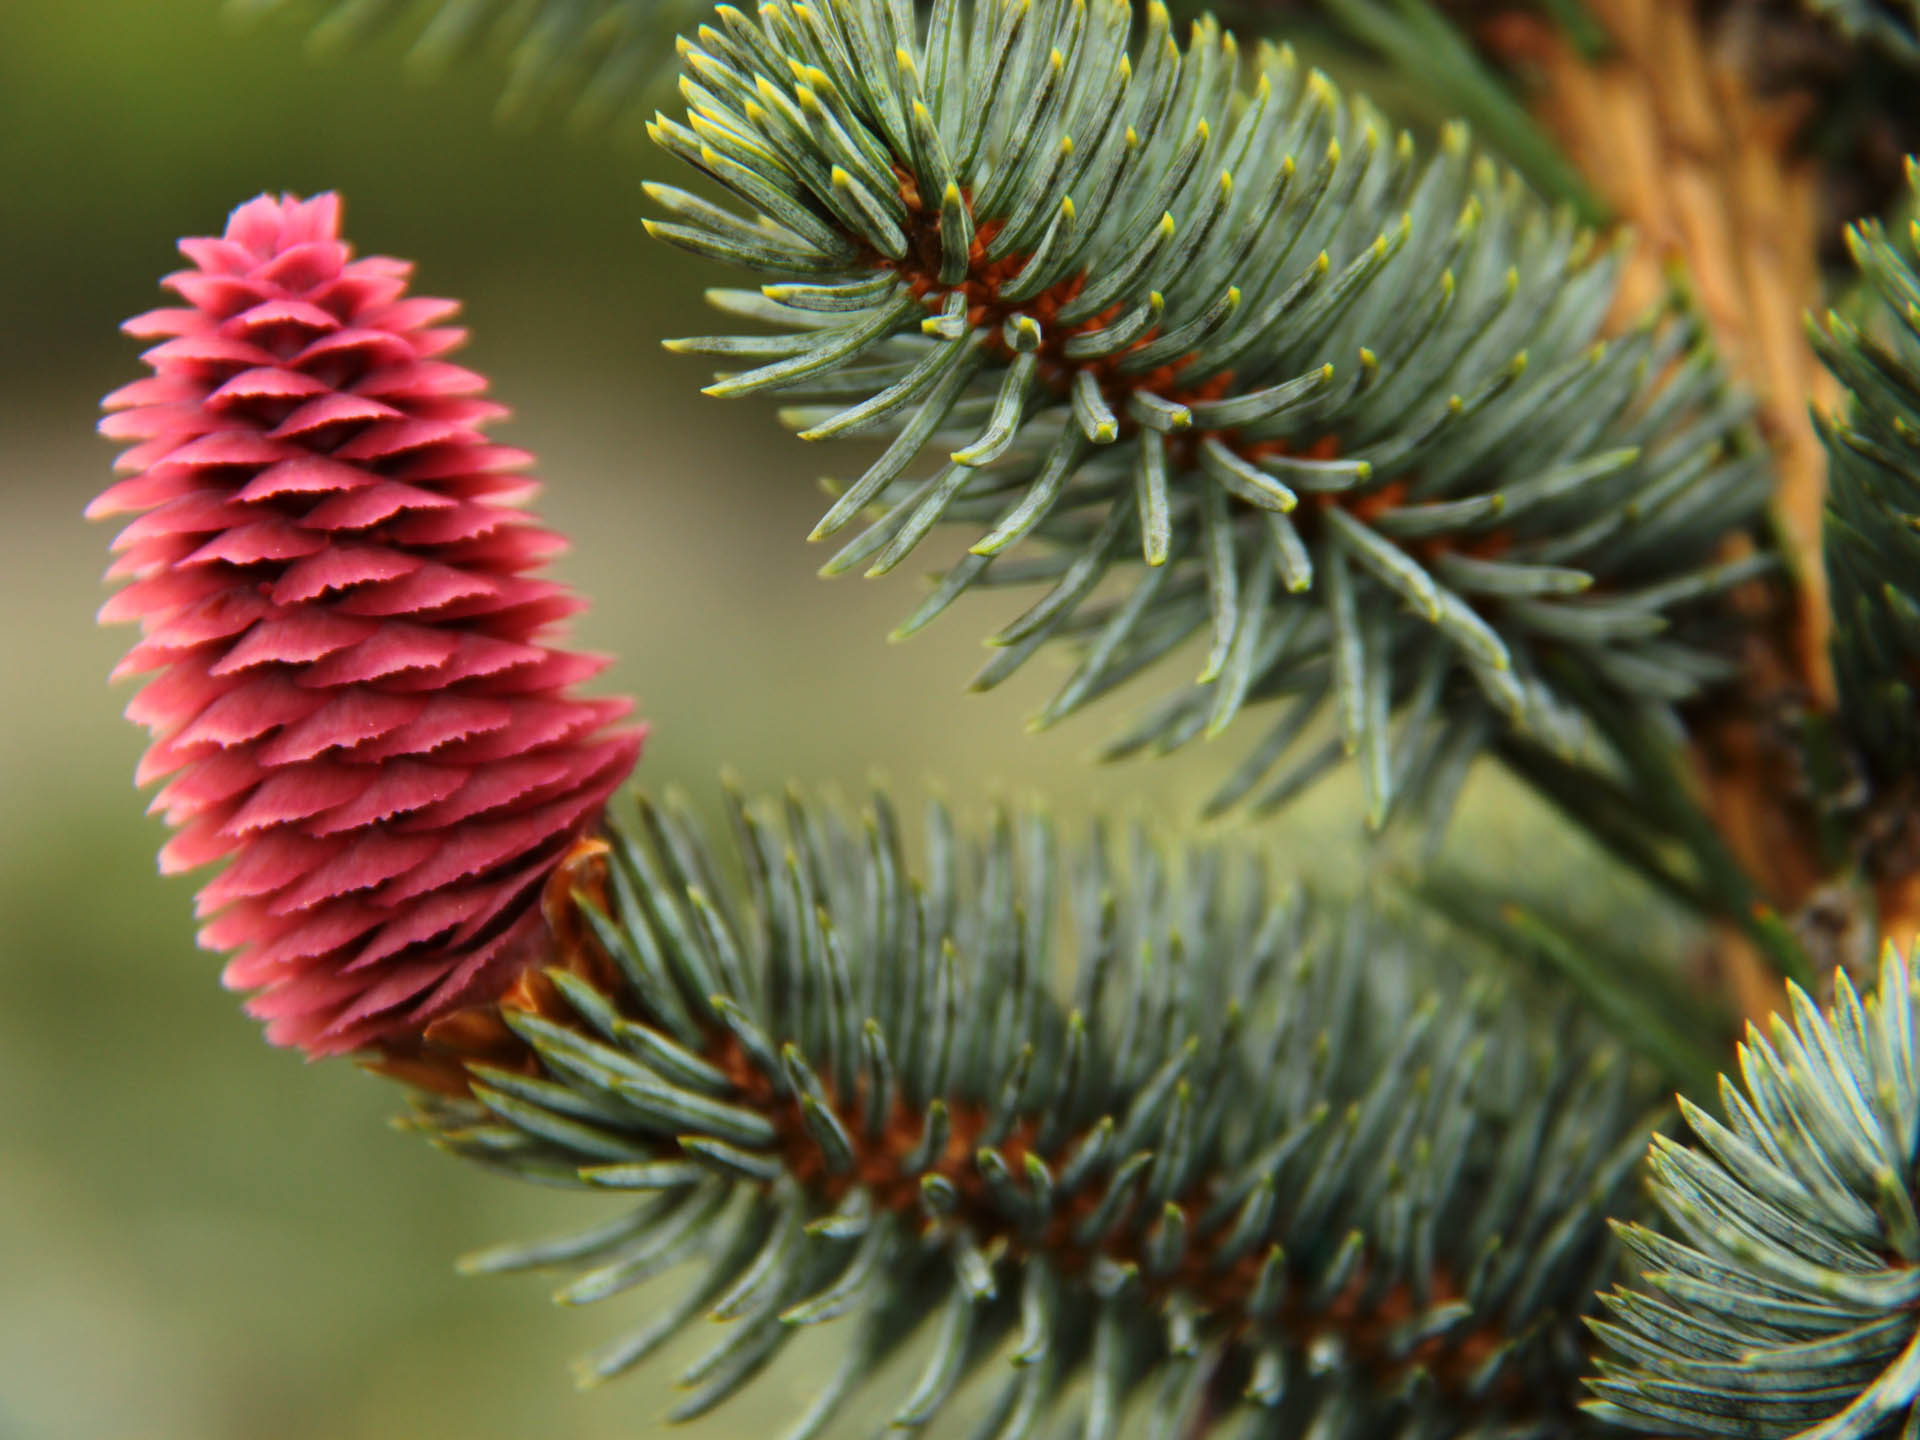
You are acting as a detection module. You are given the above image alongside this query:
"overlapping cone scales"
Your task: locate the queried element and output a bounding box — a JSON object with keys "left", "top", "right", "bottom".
{"left": 93, "top": 193, "right": 643, "bottom": 1055}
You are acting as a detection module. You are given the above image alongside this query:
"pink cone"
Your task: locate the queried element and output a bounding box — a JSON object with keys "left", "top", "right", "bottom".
{"left": 93, "top": 193, "right": 643, "bottom": 1056}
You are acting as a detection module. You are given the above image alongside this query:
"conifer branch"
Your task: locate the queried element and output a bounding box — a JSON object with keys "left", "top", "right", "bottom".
{"left": 1806, "top": 0, "right": 1920, "bottom": 66}
{"left": 393, "top": 785, "right": 1657, "bottom": 1435}
{"left": 1587, "top": 942, "right": 1920, "bottom": 1440}
{"left": 645, "top": 0, "right": 1767, "bottom": 835}
{"left": 1817, "top": 162, "right": 1920, "bottom": 779}
{"left": 1308, "top": 0, "right": 1607, "bottom": 220}
{"left": 1816, "top": 158, "right": 1920, "bottom": 946}
{"left": 228, "top": 0, "right": 704, "bottom": 130}
{"left": 70, "top": 9, "right": 1920, "bottom": 1438}
{"left": 1407, "top": 862, "right": 1732, "bottom": 1098}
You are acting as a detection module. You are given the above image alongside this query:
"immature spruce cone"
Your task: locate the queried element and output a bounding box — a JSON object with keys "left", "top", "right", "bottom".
{"left": 91, "top": 193, "right": 642, "bottom": 1056}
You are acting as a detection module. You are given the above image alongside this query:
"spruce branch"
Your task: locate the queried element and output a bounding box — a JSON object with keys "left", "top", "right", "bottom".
{"left": 1816, "top": 158, "right": 1920, "bottom": 947}
{"left": 1818, "top": 159, "right": 1920, "bottom": 792}
{"left": 1306, "top": 0, "right": 1606, "bottom": 220}
{"left": 1804, "top": 0, "right": 1920, "bottom": 66}
{"left": 1407, "top": 861, "right": 1731, "bottom": 1098}
{"left": 645, "top": 0, "right": 1768, "bottom": 834}
{"left": 227, "top": 0, "right": 704, "bottom": 131}
{"left": 396, "top": 784, "right": 1657, "bottom": 1436}
{"left": 1586, "top": 942, "right": 1920, "bottom": 1440}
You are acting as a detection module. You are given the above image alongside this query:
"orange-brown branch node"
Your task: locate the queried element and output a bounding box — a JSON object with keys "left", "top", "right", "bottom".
{"left": 878, "top": 174, "right": 1518, "bottom": 569}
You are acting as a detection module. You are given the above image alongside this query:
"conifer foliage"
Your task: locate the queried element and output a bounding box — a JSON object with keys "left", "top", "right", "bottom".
{"left": 1587, "top": 946, "right": 1920, "bottom": 1440}
{"left": 84, "top": 3, "right": 1920, "bottom": 1439}
{"left": 1809, "top": 0, "right": 1920, "bottom": 64}
{"left": 413, "top": 785, "right": 1655, "bottom": 1437}
{"left": 231, "top": 0, "right": 707, "bottom": 129}
{"left": 645, "top": 0, "right": 1768, "bottom": 827}
{"left": 1819, "top": 161, "right": 1920, "bottom": 787}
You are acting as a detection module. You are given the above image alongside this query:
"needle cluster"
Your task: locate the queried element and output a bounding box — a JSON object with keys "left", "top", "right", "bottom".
{"left": 411, "top": 785, "right": 1655, "bottom": 1437}
{"left": 646, "top": 0, "right": 1766, "bottom": 829}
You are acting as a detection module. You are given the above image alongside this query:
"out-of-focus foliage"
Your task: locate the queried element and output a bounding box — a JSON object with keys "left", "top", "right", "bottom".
{"left": 229, "top": 0, "right": 707, "bottom": 131}
{"left": 1819, "top": 161, "right": 1920, "bottom": 785}
{"left": 1807, "top": 0, "right": 1920, "bottom": 65}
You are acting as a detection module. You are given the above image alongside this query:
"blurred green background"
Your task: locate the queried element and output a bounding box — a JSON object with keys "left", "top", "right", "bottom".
{"left": 0, "top": 5, "right": 1670, "bottom": 1438}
